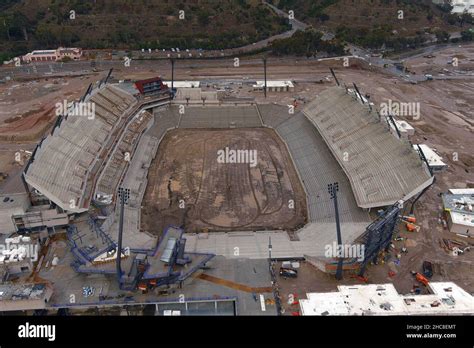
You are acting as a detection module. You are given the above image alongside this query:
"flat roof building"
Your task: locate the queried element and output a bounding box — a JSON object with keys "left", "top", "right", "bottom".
{"left": 253, "top": 80, "right": 294, "bottom": 92}
{"left": 442, "top": 192, "right": 474, "bottom": 237}
{"left": 134, "top": 77, "right": 168, "bottom": 95}
{"left": 22, "top": 47, "right": 82, "bottom": 63}
{"left": 164, "top": 81, "right": 200, "bottom": 88}
{"left": 300, "top": 282, "right": 474, "bottom": 315}
{"left": 388, "top": 118, "right": 415, "bottom": 139}
{"left": 0, "top": 283, "right": 53, "bottom": 312}
{"left": 413, "top": 144, "right": 448, "bottom": 172}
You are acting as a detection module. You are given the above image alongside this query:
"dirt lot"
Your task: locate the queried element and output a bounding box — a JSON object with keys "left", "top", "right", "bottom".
{"left": 141, "top": 128, "right": 307, "bottom": 235}
{"left": 0, "top": 74, "right": 99, "bottom": 141}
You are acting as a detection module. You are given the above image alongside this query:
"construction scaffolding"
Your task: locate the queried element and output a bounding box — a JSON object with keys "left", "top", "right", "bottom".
{"left": 358, "top": 203, "right": 401, "bottom": 276}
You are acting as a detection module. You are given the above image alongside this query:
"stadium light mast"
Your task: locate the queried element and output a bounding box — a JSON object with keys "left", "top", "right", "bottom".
{"left": 170, "top": 58, "right": 175, "bottom": 91}
{"left": 263, "top": 57, "right": 267, "bottom": 98}
{"left": 330, "top": 68, "right": 340, "bottom": 86}
{"left": 328, "top": 182, "right": 343, "bottom": 280}
{"left": 268, "top": 236, "right": 272, "bottom": 261}
{"left": 117, "top": 187, "right": 130, "bottom": 288}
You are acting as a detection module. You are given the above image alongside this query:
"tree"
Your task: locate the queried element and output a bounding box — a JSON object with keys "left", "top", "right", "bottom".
{"left": 435, "top": 30, "right": 450, "bottom": 43}
{"left": 461, "top": 29, "right": 474, "bottom": 41}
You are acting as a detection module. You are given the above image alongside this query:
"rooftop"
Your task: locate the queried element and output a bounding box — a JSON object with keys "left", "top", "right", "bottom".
{"left": 0, "top": 282, "right": 53, "bottom": 312}
{"left": 413, "top": 144, "right": 447, "bottom": 169}
{"left": 443, "top": 193, "right": 474, "bottom": 214}
{"left": 253, "top": 80, "right": 294, "bottom": 88}
{"left": 300, "top": 282, "right": 474, "bottom": 315}
{"left": 163, "top": 81, "right": 200, "bottom": 88}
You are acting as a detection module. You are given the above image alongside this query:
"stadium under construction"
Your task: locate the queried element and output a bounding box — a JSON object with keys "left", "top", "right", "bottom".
{"left": 0, "top": 70, "right": 436, "bottom": 313}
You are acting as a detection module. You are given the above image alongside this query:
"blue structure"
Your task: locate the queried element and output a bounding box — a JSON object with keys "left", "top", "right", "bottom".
{"left": 67, "top": 224, "right": 214, "bottom": 291}
{"left": 358, "top": 203, "right": 401, "bottom": 276}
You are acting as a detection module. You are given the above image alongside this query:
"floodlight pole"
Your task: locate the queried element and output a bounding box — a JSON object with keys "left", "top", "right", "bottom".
{"left": 263, "top": 57, "right": 267, "bottom": 98}
{"left": 328, "top": 182, "right": 343, "bottom": 280}
{"left": 330, "top": 68, "right": 340, "bottom": 86}
{"left": 117, "top": 187, "right": 129, "bottom": 287}
{"left": 268, "top": 236, "right": 272, "bottom": 261}
{"left": 170, "top": 58, "right": 175, "bottom": 90}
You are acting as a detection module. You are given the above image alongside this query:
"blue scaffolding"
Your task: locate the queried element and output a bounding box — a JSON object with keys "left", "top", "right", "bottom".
{"left": 358, "top": 203, "right": 401, "bottom": 276}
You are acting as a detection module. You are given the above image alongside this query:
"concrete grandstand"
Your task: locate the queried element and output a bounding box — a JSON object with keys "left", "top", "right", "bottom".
{"left": 24, "top": 84, "right": 139, "bottom": 213}
{"left": 18, "top": 76, "right": 435, "bottom": 284}
{"left": 303, "top": 87, "right": 434, "bottom": 208}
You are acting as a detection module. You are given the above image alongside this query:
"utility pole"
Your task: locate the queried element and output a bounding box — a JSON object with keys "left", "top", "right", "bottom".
{"left": 268, "top": 236, "right": 272, "bottom": 261}
{"left": 328, "top": 182, "right": 343, "bottom": 280}
{"left": 170, "top": 58, "right": 175, "bottom": 90}
{"left": 117, "top": 187, "right": 130, "bottom": 288}
{"left": 263, "top": 57, "right": 267, "bottom": 98}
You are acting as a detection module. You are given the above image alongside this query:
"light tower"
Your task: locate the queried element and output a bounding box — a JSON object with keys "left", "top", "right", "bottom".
{"left": 328, "top": 182, "right": 343, "bottom": 280}
{"left": 263, "top": 57, "right": 267, "bottom": 98}
{"left": 117, "top": 187, "right": 130, "bottom": 287}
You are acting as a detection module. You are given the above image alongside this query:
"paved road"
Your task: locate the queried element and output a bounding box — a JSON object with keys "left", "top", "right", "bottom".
{"left": 263, "top": 1, "right": 308, "bottom": 31}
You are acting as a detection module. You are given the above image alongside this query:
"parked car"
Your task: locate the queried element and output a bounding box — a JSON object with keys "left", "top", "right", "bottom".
{"left": 279, "top": 267, "right": 298, "bottom": 278}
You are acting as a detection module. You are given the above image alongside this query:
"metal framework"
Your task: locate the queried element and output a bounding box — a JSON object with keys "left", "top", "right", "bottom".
{"left": 358, "top": 203, "right": 401, "bottom": 276}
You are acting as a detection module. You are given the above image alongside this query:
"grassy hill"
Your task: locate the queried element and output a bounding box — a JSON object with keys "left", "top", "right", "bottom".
{"left": 0, "top": 0, "right": 290, "bottom": 60}
{"left": 274, "top": 0, "right": 472, "bottom": 49}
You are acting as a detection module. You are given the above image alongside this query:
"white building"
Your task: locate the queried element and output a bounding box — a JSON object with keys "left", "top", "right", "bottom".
{"left": 22, "top": 47, "right": 82, "bottom": 63}
{"left": 253, "top": 80, "right": 294, "bottom": 92}
{"left": 442, "top": 192, "right": 474, "bottom": 237}
{"left": 163, "top": 81, "right": 200, "bottom": 88}
{"left": 300, "top": 282, "right": 474, "bottom": 315}
{"left": 413, "top": 144, "right": 448, "bottom": 172}
{"left": 388, "top": 118, "right": 415, "bottom": 139}
{"left": 450, "top": 0, "right": 474, "bottom": 14}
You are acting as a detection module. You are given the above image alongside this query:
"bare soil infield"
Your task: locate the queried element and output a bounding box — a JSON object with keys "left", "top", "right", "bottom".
{"left": 141, "top": 128, "right": 307, "bottom": 235}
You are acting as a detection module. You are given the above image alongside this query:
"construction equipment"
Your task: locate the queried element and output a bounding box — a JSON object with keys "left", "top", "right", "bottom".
{"left": 402, "top": 215, "right": 417, "bottom": 223}
{"left": 404, "top": 221, "right": 420, "bottom": 232}
{"left": 137, "top": 282, "right": 148, "bottom": 293}
{"left": 422, "top": 261, "right": 433, "bottom": 278}
{"left": 411, "top": 271, "right": 430, "bottom": 286}
{"left": 401, "top": 215, "right": 420, "bottom": 232}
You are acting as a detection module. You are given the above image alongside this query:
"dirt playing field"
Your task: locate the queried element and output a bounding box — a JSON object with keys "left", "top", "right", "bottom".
{"left": 141, "top": 128, "right": 307, "bottom": 235}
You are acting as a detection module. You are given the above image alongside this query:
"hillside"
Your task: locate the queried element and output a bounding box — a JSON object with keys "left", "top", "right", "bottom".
{"left": 274, "top": 0, "right": 471, "bottom": 49}
{"left": 0, "top": 0, "right": 290, "bottom": 60}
